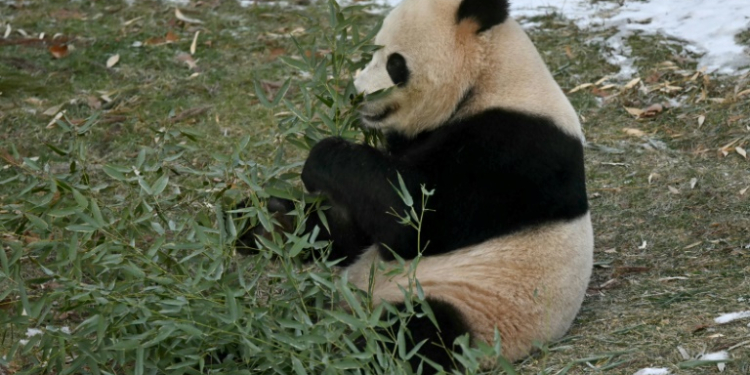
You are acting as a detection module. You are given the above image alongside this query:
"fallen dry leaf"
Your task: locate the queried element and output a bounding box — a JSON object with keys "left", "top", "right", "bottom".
{"left": 190, "top": 31, "right": 199, "bottom": 55}
{"left": 123, "top": 16, "right": 143, "bottom": 27}
{"left": 719, "top": 138, "right": 741, "bottom": 157}
{"left": 594, "top": 76, "right": 610, "bottom": 85}
{"left": 740, "top": 186, "right": 749, "bottom": 196}
{"left": 684, "top": 241, "right": 701, "bottom": 249}
{"left": 736, "top": 146, "right": 747, "bottom": 159}
{"left": 175, "top": 8, "right": 203, "bottom": 24}
{"left": 640, "top": 103, "right": 663, "bottom": 118}
{"left": 690, "top": 177, "right": 698, "bottom": 189}
{"left": 42, "top": 103, "right": 64, "bottom": 116}
{"left": 46, "top": 110, "right": 66, "bottom": 129}
{"left": 145, "top": 31, "right": 178, "bottom": 46}
{"left": 623, "top": 127, "right": 646, "bottom": 137}
{"left": 623, "top": 77, "right": 641, "bottom": 90}
{"left": 144, "top": 36, "right": 165, "bottom": 46}
{"left": 668, "top": 185, "right": 680, "bottom": 194}
{"left": 648, "top": 172, "right": 660, "bottom": 184}
{"left": 166, "top": 31, "right": 179, "bottom": 43}
{"left": 50, "top": 9, "right": 84, "bottom": 20}
{"left": 24, "top": 97, "right": 44, "bottom": 106}
{"left": 645, "top": 72, "right": 663, "bottom": 84}
{"left": 568, "top": 83, "right": 593, "bottom": 94}
{"left": 728, "top": 115, "right": 744, "bottom": 124}
{"left": 564, "top": 45, "right": 574, "bottom": 59}
{"left": 86, "top": 96, "right": 101, "bottom": 110}
{"left": 625, "top": 107, "right": 644, "bottom": 117}
{"left": 48, "top": 44, "right": 69, "bottom": 59}
{"left": 175, "top": 52, "right": 198, "bottom": 70}
{"left": 698, "top": 115, "right": 706, "bottom": 127}
{"left": 678, "top": 346, "right": 691, "bottom": 360}
{"left": 268, "top": 47, "right": 285, "bottom": 60}
{"left": 106, "top": 54, "right": 119, "bottom": 68}
{"left": 4, "top": 24, "right": 10, "bottom": 39}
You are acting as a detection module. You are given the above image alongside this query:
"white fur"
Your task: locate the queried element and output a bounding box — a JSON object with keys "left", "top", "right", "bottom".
{"left": 354, "top": 0, "right": 583, "bottom": 140}
{"left": 345, "top": 215, "right": 593, "bottom": 362}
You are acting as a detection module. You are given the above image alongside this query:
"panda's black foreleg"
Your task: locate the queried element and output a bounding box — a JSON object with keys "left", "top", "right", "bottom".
{"left": 235, "top": 197, "right": 296, "bottom": 255}
{"left": 301, "top": 137, "right": 427, "bottom": 260}
{"left": 302, "top": 199, "right": 373, "bottom": 265}
{"left": 236, "top": 196, "right": 372, "bottom": 263}
{"left": 359, "top": 298, "right": 469, "bottom": 374}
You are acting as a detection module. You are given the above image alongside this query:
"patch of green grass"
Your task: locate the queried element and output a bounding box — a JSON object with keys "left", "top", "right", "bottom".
{"left": 736, "top": 28, "right": 750, "bottom": 47}
{"left": 1, "top": 0, "right": 310, "bottom": 167}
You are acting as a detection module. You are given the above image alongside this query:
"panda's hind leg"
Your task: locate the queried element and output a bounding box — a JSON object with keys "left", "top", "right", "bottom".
{"left": 367, "top": 298, "right": 469, "bottom": 374}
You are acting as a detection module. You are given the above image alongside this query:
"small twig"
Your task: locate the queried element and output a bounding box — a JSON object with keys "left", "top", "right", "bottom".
{"left": 0, "top": 36, "right": 73, "bottom": 47}
{"left": 168, "top": 106, "right": 212, "bottom": 124}
{"left": 727, "top": 340, "right": 750, "bottom": 352}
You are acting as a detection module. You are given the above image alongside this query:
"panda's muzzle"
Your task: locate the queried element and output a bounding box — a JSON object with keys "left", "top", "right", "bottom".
{"left": 360, "top": 105, "right": 397, "bottom": 123}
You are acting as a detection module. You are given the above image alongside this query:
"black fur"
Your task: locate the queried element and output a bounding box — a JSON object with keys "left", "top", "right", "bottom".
{"left": 386, "top": 53, "right": 410, "bottom": 87}
{"left": 236, "top": 197, "right": 372, "bottom": 262}
{"left": 456, "top": 0, "right": 509, "bottom": 33}
{"left": 361, "top": 298, "right": 469, "bottom": 375}
{"left": 301, "top": 108, "right": 588, "bottom": 262}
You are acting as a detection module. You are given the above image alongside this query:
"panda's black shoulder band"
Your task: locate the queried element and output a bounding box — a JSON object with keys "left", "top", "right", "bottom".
{"left": 456, "top": 0, "right": 509, "bottom": 33}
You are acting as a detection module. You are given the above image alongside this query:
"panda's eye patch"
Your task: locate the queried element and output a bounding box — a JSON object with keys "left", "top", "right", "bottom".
{"left": 386, "top": 53, "right": 410, "bottom": 87}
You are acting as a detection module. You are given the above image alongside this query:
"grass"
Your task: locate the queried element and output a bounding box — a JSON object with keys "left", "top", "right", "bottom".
{"left": 518, "top": 14, "right": 750, "bottom": 375}
{"left": 2, "top": 1, "right": 750, "bottom": 374}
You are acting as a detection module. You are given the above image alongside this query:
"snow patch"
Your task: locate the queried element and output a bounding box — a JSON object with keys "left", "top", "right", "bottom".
{"left": 25, "top": 328, "right": 43, "bottom": 337}
{"left": 633, "top": 368, "right": 670, "bottom": 375}
{"left": 700, "top": 351, "right": 731, "bottom": 372}
{"left": 715, "top": 310, "right": 750, "bottom": 324}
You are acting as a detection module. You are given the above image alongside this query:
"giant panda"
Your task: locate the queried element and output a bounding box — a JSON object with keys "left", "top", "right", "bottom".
{"left": 264, "top": 0, "right": 593, "bottom": 372}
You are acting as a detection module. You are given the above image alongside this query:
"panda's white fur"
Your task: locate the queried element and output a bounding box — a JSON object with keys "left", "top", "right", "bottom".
{"left": 345, "top": 0, "right": 593, "bottom": 366}
{"left": 354, "top": 0, "right": 582, "bottom": 139}
{"left": 346, "top": 216, "right": 593, "bottom": 363}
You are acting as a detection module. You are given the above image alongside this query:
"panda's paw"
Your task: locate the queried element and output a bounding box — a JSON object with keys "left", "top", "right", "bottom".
{"left": 302, "top": 137, "right": 351, "bottom": 192}
{"left": 235, "top": 197, "right": 295, "bottom": 255}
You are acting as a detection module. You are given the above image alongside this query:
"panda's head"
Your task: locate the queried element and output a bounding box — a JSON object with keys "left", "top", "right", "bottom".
{"left": 354, "top": 0, "right": 510, "bottom": 136}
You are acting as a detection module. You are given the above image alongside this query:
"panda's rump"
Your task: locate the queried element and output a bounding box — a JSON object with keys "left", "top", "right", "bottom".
{"left": 345, "top": 213, "right": 593, "bottom": 362}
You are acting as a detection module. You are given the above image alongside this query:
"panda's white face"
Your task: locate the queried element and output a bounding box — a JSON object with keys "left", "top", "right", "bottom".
{"left": 354, "top": 0, "right": 483, "bottom": 137}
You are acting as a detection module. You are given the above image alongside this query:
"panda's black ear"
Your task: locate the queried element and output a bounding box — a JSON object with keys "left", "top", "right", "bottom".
{"left": 456, "top": 0, "right": 509, "bottom": 33}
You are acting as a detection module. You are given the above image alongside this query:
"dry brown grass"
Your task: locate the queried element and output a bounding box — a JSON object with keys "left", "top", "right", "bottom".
{"left": 514, "top": 14, "right": 750, "bottom": 375}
